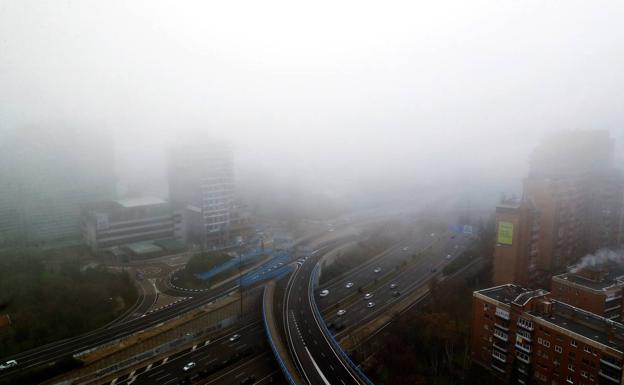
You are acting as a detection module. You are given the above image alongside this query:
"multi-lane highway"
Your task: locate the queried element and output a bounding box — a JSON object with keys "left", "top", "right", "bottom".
{"left": 284, "top": 250, "right": 368, "bottom": 385}
{"left": 120, "top": 323, "right": 283, "bottom": 385}
{"left": 318, "top": 233, "right": 472, "bottom": 332}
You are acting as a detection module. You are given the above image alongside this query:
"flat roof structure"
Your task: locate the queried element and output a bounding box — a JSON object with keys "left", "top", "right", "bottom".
{"left": 114, "top": 196, "right": 167, "bottom": 209}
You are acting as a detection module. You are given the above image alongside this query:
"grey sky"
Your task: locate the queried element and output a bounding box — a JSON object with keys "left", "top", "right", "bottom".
{"left": 1, "top": 1, "right": 623, "bottom": 206}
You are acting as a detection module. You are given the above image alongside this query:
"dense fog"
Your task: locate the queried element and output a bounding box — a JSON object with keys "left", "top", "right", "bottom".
{"left": 2, "top": 1, "right": 624, "bottom": 214}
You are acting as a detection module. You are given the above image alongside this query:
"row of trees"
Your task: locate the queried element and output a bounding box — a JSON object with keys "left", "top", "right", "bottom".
{"left": 0, "top": 248, "right": 137, "bottom": 357}
{"left": 364, "top": 216, "right": 496, "bottom": 385}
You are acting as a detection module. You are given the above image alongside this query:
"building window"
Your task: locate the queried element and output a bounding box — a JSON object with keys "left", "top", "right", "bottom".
{"left": 567, "top": 375, "right": 573, "bottom": 384}
{"left": 544, "top": 340, "right": 551, "bottom": 348}
{"left": 484, "top": 303, "right": 489, "bottom": 311}
{"left": 583, "top": 346, "right": 591, "bottom": 353}
{"left": 581, "top": 371, "right": 587, "bottom": 378}
{"left": 555, "top": 345, "right": 563, "bottom": 353}
{"left": 571, "top": 339, "right": 577, "bottom": 348}
{"left": 568, "top": 363, "right": 574, "bottom": 372}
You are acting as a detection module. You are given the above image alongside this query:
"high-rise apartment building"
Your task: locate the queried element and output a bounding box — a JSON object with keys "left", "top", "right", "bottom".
{"left": 471, "top": 284, "right": 624, "bottom": 385}
{"left": 0, "top": 127, "right": 116, "bottom": 244}
{"left": 493, "top": 131, "right": 624, "bottom": 288}
{"left": 168, "top": 138, "right": 234, "bottom": 248}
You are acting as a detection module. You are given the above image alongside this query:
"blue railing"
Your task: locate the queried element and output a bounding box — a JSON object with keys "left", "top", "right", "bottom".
{"left": 310, "top": 265, "right": 375, "bottom": 385}
{"left": 262, "top": 286, "right": 298, "bottom": 385}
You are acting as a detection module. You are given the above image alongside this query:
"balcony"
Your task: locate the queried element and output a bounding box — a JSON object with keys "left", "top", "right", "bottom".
{"left": 494, "top": 330, "right": 508, "bottom": 342}
{"left": 516, "top": 352, "right": 531, "bottom": 364}
{"left": 604, "top": 303, "right": 622, "bottom": 313}
{"left": 493, "top": 342, "right": 507, "bottom": 353}
{"left": 601, "top": 358, "right": 623, "bottom": 371}
{"left": 492, "top": 352, "right": 507, "bottom": 363}
{"left": 517, "top": 320, "right": 534, "bottom": 331}
{"left": 496, "top": 308, "right": 510, "bottom": 320}
{"left": 515, "top": 343, "right": 532, "bottom": 354}
{"left": 491, "top": 363, "right": 506, "bottom": 374}
{"left": 599, "top": 370, "right": 621, "bottom": 384}
{"left": 495, "top": 322, "right": 509, "bottom": 331}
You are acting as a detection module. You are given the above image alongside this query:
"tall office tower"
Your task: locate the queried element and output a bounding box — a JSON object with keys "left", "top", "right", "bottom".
{"left": 493, "top": 130, "right": 624, "bottom": 288}
{"left": 168, "top": 137, "right": 234, "bottom": 249}
{"left": 0, "top": 127, "right": 116, "bottom": 245}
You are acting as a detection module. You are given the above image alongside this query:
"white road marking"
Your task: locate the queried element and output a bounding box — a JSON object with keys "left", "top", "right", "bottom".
{"left": 305, "top": 346, "right": 330, "bottom": 385}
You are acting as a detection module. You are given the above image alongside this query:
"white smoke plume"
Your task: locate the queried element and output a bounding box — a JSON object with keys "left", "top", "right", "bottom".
{"left": 569, "top": 249, "right": 624, "bottom": 273}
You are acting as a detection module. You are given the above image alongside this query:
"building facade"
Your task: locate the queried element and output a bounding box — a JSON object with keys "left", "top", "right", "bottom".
{"left": 493, "top": 131, "right": 624, "bottom": 288}
{"left": 0, "top": 127, "right": 116, "bottom": 245}
{"left": 168, "top": 138, "right": 235, "bottom": 249}
{"left": 472, "top": 284, "right": 624, "bottom": 385}
{"left": 82, "top": 197, "right": 183, "bottom": 252}
{"left": 551, "top": 266, "right": 624, "bottom": 322}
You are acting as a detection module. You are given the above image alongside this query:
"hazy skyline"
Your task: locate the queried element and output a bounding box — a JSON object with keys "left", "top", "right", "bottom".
{"left": 1, "top": 1, "right": 624, "bottom": 208}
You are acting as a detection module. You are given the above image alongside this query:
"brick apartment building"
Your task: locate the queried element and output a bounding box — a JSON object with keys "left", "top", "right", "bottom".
{"left": 493, "top": 131, "right": 624, "bottom": 288}
{"left": 551, "top": 265, "right": 624, "bottom": 322}
{"left": 471, "top": 284, "right": 624, "bottom": 385}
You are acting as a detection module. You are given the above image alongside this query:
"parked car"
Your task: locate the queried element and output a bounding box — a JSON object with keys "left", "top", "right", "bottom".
{"left": 364, "top": 293, "right": 374, "bottom": 300}
{"left": 389, "top": 283, "right": 398, "bottom": 289}
{"left": 319, "top": 289, "right": 330, "bottom": 297}
{"left": 345, "top": 282, "right": 354, "bottom": 288}
{"left": 337, "top": 309, "right": 347, "bottom": 316}
{"left": 229, "top": 334, "right": 241, "bottom": 342}
{"left": 367, "top": 301, "right": 376, "bottom": 308}
{"left": 373, "top": 267, "right": 382, "bottom": 273}
{"left": 183, "top": 362, "right": 196, "bottom": 371}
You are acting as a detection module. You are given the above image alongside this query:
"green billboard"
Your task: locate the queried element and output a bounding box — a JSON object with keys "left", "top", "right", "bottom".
{"left": 497, "top": 221, "right": 514, "bottom": 245}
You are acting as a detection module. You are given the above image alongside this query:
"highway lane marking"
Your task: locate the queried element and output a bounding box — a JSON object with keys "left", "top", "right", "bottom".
{"left": 163, "top": 379, "right": 177, "bottom": 385}
{"left": 201, "top": 353, "right": 268, "bottom": 385}
{"left": 330, "top": 364, "right": 334, "bottom": 371}
{"left": 154, "top": 373, "right": 170, "bottom": 382}
{"left": 253, "top": 370, "right": 279, "bottom": 385}
{"left": 305, "top": 346, "right": 331, "bottom": 385}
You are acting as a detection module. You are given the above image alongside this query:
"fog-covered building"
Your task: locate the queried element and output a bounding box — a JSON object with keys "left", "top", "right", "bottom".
{"left": 82, "top": 197, "right": 183, "bottom": 252}
{"left": 0, "top": 127, "right": 116, "bottom": 245}
{"left": 168, "top": 138, "right": 235, "bottom": 249}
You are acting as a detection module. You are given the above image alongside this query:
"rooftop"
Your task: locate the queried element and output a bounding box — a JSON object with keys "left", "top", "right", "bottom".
{"left": 114, "top": 196, "right": 167, "bottom": 209}
{"left": 477, "top": 284, "right": 530, "bottom": 304}
{"left": 529, "top": 301, "right": 624, "bottom": 353}
{"left": 554, "top": 263, "right": 624, "bottom": 291}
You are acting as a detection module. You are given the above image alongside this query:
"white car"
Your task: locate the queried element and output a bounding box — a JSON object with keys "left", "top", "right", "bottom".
{"left": 345, "top": 282, "right": 354, "bottom": 288}
{"left": 0, "top": 360, "right": 17, "bottom": 371}
{"left": 373, "top": 267, "right": 382, "bottom": 273}
{"left": 402, "top": 247, "right": 409, "bottom": 251}
{"left": 229, "top": 334, "right": 241, "bottom": 342}
{"left": 364, "top": 293, "right": 374, "bottom": 300}
{"left": 367, "top": 301, "right": 376, "bottom": 308}
{"left": 319, "top": 289, "right": 330, "bottom": 297}
{"left": 183, "top": 361, "right": 196, "bottom": 371}
{"left": 389, "top": 283, "right": 398, "bottom": 289}
{"left": 446, "top": 254, "right": 452, "bottom": 260}
{"left": 337, "top": 309, "right": 347, "bottom": 316}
